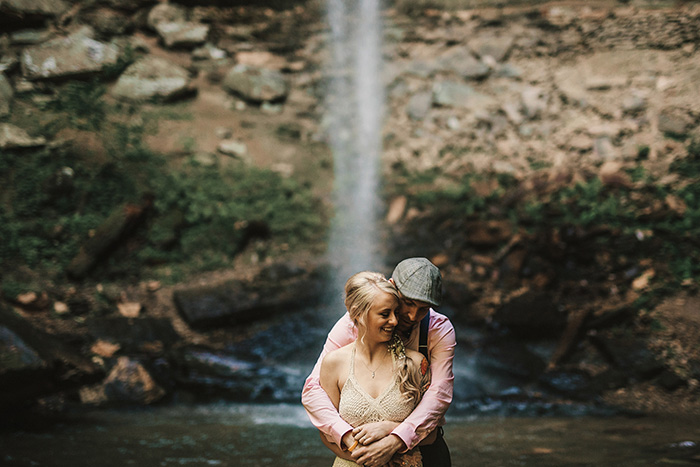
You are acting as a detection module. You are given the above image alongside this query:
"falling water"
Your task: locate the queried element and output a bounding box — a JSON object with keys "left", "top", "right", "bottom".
{"left": 324, "top": 0, "right": 385, "bottom": 299}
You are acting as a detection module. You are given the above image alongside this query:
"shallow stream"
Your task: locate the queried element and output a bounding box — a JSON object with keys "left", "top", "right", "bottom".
{"left": 2, "top": 403, "right": 698, "bottom": 466}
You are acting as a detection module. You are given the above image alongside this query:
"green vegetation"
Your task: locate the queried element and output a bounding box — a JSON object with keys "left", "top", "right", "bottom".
{"left": 393, "top": 139, "right": 700, "bottom": 303}
{"left": 0, "top": 80, "right": 327, "bottom": 288}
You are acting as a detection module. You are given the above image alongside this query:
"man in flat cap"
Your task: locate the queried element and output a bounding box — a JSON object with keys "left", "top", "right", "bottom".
{"left": 302, "top": 257, "right": 456, "bottom": 467}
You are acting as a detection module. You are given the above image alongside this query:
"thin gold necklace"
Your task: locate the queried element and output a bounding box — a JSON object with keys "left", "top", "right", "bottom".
{"left": 358, "top": 349, "right": 389, "bottom": 379}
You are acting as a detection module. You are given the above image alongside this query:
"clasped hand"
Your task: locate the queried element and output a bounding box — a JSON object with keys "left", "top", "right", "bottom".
{"left": 346, "top": 421, "right": 403, "bottom": 467}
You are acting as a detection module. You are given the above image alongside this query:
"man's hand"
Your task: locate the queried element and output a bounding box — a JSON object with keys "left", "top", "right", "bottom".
{"left": 352, "top": 421, "right": 398, "bottom": 446}
{"left": 351, "top": 434, "right": 404, "bottom": 467}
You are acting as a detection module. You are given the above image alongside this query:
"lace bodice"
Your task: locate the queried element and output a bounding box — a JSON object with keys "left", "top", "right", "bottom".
{"left": 338, "top": 344, "right": 416, "bottom": 426}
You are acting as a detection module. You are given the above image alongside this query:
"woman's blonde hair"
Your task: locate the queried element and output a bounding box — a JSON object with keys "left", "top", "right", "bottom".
{"left": 344, "top": 271, "right": 424, "bottom": 403}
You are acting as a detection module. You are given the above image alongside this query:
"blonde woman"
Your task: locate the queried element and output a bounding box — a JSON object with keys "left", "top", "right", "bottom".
{"left": 319, "top": 271, "right": 432, "bottom": 467}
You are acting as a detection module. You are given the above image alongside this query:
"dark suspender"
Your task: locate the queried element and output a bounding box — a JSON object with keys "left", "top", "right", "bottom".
{"left": 419, "top": 312, "right": 430, "bottom": 363}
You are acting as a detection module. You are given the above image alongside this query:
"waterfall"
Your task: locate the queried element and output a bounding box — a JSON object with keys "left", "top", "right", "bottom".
{"left": 324, "top": 0, "right": 385, "bottom": 303}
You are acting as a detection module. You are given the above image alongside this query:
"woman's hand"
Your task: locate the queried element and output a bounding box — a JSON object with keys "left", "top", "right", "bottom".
{"left": 352, "top": 421, "right": 399, "bottom": 445}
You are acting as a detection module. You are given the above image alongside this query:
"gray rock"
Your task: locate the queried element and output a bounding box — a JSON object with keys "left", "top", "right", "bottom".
{"left": 520, "top": 86, "right": 548, "bottom": 119}
{"left": 0, "top": 123, "right": 46, "bottom": 149}
{"left": 222, "top": 64, "right": 288, "bottom": 104}
{"left": 9, "top": 29, "right": 53, "bottom": 45}
{"left": 432, "top": 80, "right": 496, "bottom": 112}
{"left": 111, "top": 56, "right": 194, "bottom": 102}
{"left": 21, "top": 26, "right": 121, "bottom": 81}
{"left": 406, "top": 91, "right": 432, "bottom": 121}
{"left": 0, "top": 74, "right": 13, "bottom": 117}
{"left": 217, "top": 139, "right": 248, "bottom": 158}
{"left": 84, "top": 8, "right": 133, "bottom": 38}
{"left": 0, "top": 0, "right": 70, "bottom": 18}
{"left": 146, "top": 2, "right": 187, "bottom": 30}
{"left": 155, "top": 21, "right": 209, "bottom": 49}
{"left": 621, "top": 92, "right": 647, "bottom": 114}
{"left": 495, "top": 63, "right": 523, "bottom": 79}
{"left": 658, "top": 107, "right": 692, "bottom": 136}
{"left": 594, "top": 136, "right": 617, "bottom": 160}
{"left": 470, "top": 35, "right": 515, "bottom": 62}
{"left": 439, "top": 48, "right": 490, "bottom": 80}
{"left": 103, "top": 0, "right": 150, "bottom": 11}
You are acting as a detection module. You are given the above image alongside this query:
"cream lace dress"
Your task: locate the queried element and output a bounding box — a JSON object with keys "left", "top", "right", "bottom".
{"left": 332, "top": 344, "right": 422, "bottom": 467}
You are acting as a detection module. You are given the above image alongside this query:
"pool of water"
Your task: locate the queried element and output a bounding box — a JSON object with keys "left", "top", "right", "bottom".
{"left": 1, "top": 403, "right": 698, "bottom": 466}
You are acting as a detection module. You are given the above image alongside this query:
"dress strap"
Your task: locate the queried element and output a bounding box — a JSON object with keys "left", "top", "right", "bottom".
{"left": 349, "top": 342, "right": 357, "bottom": 377}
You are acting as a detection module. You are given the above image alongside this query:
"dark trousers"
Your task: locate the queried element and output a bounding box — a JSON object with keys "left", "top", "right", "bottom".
{"left": 418, "top": 427, "right": 451, "bottom": 467}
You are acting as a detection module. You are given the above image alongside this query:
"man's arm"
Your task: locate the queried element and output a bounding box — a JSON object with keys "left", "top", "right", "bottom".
{"left": 301, "top": 313, "right": 357, "bottom": 447}
{"left": 391, "top": 312, "right": 456, "bottom": 451}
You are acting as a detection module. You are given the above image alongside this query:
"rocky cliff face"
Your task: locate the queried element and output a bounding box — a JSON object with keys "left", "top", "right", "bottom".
{"left": 1, "top": 0, "right": 699, "bottom": 414}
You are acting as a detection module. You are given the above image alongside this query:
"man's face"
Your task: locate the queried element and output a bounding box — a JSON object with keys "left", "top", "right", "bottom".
{"left": 396, "top": 292, "right": 431, "bottom": 334}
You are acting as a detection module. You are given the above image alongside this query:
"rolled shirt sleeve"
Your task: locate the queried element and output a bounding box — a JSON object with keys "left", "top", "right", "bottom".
{"left": 301, "top": 313, "right": 357, "bottom": 446}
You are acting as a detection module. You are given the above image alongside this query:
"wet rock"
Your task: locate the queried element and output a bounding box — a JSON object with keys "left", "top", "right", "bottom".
{"left": 171, "top": 346, "right": 296, "bottom": 402}
{"left": 0, "top": 303, "right": 103, "bottom": 410}
{"left": 492, "top": 292, "right": 567, "bottom": 338}
{"left": 539, "top": 369, "right": 594, "bottom": 400}
{"left": 81, "top": 356, "right": 165, "bottom": 405}
{"left": 87, "top": 317, "right": 179, "bottom": 354}
{"left": 590, "top": 333, "right": 665, "bottom": 380}
{"left": 656, "top": 369, "right": 686, "bottom": 391}
{"left": 173, "top": 262, "right": 325, "bottom": 327}
{"left": 475, "top": 339, "right": 547, "bottom": 383}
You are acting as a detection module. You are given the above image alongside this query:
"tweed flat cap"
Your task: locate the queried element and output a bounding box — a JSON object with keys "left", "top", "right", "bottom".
{"left": 391, "top": 257, "right": 442, "bottom": 307}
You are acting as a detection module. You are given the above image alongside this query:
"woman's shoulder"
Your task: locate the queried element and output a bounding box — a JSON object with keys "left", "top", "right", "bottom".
{"left": 322, "top": 343, "right": 353, "bottom": 365}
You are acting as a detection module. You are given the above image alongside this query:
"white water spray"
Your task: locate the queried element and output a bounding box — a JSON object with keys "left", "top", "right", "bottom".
{"left": 325, "top": 0, "right": 385, "bottom": 299}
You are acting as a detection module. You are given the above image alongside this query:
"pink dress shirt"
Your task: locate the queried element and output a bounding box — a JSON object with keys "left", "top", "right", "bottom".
{"left": 301, "top": 309, "right": 456, "bottom": 451}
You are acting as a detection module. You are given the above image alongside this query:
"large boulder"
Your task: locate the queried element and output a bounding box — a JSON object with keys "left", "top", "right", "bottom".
{"left": 173, "top": 262, "right": 326, "bottom": 327}
{"left": 111, "top": 56, "right": 195, "bottom": 102}
{"left": 222, "top": 64, "right": 289, "bottom": 104}
{"left": 0, "top": 123, "right": 46, "bottom": 150}
{"left": 20, "top": 26, "right": 121, "bottom": 81}
{"left": 0, "top": 303, "right": 104, "bottom": 411}
{"left": 491, "top": 291, "right": 568, "bottom": 338}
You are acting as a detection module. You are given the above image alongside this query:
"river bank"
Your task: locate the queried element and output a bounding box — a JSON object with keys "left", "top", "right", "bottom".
{"left": 2, "top": 403, "right": 699, "bottom": 466}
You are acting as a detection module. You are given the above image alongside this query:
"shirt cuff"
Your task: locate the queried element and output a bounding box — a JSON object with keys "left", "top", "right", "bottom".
{"left": 390, "top": 425, "right": 415, "bottom": 453}
{"left": 331, "top": 419, "right": 355, "bottom": 447}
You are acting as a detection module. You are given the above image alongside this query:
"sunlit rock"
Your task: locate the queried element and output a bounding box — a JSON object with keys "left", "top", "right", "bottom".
{"left": 111, "top": 56, "right": 194, "bottom": 102}
{"left": 20, "top": 26, "right": 120, "bottom": 80}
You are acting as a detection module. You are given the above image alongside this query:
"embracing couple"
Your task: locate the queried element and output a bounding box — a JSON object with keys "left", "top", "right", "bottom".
{"left": 302, "top": 258, "right": 456, "bottom": 467}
